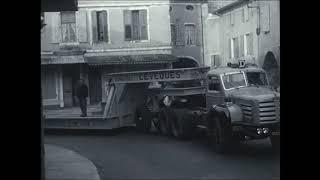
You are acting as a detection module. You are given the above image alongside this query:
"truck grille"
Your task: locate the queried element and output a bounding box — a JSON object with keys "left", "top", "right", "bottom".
{"left": 240, "top": 103, "right": 253, "bottom": 121}
{"left": 259, "top": 100, "right": 276, "bottom": 122}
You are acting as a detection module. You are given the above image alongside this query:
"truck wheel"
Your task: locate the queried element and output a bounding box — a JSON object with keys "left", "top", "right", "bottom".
{"left": 135, "top": 106, "right": 152, "bottom": 133}
{"left": 158, "top": 108, "right": 171, "bottom": 136}
{"left": 171, "top": 112, "right": 194, "bottom": 140}
{"left": 209, "top": 112, "right": 232, "bottom": 153}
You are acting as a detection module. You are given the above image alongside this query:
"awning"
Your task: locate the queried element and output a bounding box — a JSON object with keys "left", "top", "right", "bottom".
{"left": 41, "top": 54, "right": 85, "bottom": 65}
{"left": 85, "top": 54, "right": 179, "bottom": 66}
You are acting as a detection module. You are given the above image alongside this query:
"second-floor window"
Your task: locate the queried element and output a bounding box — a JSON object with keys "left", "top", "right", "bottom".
{"left": 61, "top": 12, "right": 76, "bottom": 43}
{"left": 171, "top": 24, "right": 177, "bottom": 45}
{"left": 92, "top": 10, "right": 109, "bottom": 43}
{"left": 184, "top": 24, "right": 196, "bottom": 45}
{"left": 124, "top": 10, "right": 148, "bottom": 41}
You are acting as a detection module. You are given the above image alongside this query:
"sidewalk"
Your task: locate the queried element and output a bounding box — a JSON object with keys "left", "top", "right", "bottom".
{"left": 44, "top": 105, "right": 103, "bottom": 119}
{"left": 45, "top": 144, "right": 100, "bottom": 180}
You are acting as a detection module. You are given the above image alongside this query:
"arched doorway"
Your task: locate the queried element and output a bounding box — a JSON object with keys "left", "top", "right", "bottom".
{"left": 262, "top": 51, "right": 280, "bottom": 88}
{"left": 172, "top": 57, "right": 199, "bottom": 69}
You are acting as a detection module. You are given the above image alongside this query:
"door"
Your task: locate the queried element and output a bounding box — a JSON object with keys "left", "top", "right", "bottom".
{"left": 89, "top": 70, "right": 102, "bottom": 104}
{"left": 63, "top": 76, "right": 73, "bottom": 107}
{"left": 206, "top": 75, "right": 224, "bottom": 109}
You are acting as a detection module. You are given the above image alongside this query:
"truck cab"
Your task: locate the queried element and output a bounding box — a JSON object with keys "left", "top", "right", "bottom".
{"left": 204, "top": 64, "right": 280, "bottom": 152}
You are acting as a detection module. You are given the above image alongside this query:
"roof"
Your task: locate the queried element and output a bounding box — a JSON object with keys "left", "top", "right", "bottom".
{"left": 85, "top": 54, "right": 178, "bottom": 66}
{"left": 212, "top": 0, "right": 250, "bottom": 15}
{"left": 207, "top": 66, "right": 265, "bottom": 76}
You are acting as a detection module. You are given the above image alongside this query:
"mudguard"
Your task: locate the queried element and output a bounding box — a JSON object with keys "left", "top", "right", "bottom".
{"left": 212, "top": 103, "right": 243, "bottom": 123}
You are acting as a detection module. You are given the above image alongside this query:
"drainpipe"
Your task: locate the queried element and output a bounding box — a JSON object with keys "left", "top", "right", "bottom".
{"left": 247, "top": 0, "right": 260, "bottom": 65}
{"left": 200, "top": 2, "right": 205, "bottom": 67}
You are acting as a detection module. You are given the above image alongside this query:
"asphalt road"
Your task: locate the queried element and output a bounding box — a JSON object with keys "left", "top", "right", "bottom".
{"left": 44, "top": 128, "right": 280, "bottom": 180}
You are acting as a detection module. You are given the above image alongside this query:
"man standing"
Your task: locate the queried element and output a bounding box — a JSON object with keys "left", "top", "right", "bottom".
{"left": 76, "top": 79, "right": 89, "bottom": 117}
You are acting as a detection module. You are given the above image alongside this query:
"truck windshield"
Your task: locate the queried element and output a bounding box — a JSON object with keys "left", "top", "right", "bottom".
{"left": 246, "top": 72, "right": 268, "bottom": 86}
{"left": 221, "top": 72, "right": 246, "bottom": 90}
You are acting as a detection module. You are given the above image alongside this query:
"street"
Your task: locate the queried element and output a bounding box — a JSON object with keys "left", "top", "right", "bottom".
{"left": 44, "top": 128, "right": 280, "bottom": 180}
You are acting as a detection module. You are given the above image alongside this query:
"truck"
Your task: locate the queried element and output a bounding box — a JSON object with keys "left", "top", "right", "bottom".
{"left": 45, "top": 62, "right": 280, "bottom": 153}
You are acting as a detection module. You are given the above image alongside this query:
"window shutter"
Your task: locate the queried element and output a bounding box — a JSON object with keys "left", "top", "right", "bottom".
{"left": 102, "top": 11, "right": 109, "bottom": 42}
{"left": 76, "top": 10, "right": 88, "bottom": 42}
{"left": 131, "top": 10, "right": 140, "bottom": 40}
{"left": 261, "top": 5, "right": 270, "bottom": 32}
{"left": 123, "top": 10, "right": 132, "bottom": 40}
{"left": 228, "top": 39, "right": 232, "bottom": 58}
{"left": 91, "top": 11, "right": 98, "bottom": 43}
{"left": 51, "top": 12, "right": 61, "bottom": 43}
{"left": 244, "top": 7, "right": 249, "bottom": 21}
{"left": 240, "top": 35, "right": 244, "bottom": 57}
{"left": 230, "top": 12, "right": 234, "bottom": 25}
{"left": 139, "top": 10, "right": 148, "bottom": 40}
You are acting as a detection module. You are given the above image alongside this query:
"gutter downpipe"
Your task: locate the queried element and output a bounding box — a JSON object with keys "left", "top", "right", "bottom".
{"left": 200, "top": 1, "right": 205, "bottom": 67}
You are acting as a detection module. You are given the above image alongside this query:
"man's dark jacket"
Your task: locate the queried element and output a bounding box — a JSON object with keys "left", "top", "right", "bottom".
{"left": 76, "top": 84, "right": 88, "bottom": 98}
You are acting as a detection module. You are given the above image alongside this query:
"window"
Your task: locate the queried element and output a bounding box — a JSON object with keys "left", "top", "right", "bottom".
{"left": 232, "top": 37, "right": 239, "bottom": 58}
{"left": 123, "top": 10, "right": 148, "bottom": 41}
{"left": 245, "top": 33, "right": 253, "bottom": 55}
{"left": 92, "top": 11, "right": 108, "bottom": 42}
{"left": 171, "top": 24, "right": 177, "bottom": 45}
{"left": 211, "top": 54, "right": 221, "bottom": 67}
{"left": 185, "top": 24, "right": 196, "bottom": 45}
{"left": 208, "top": 76, "right": 221, "bottom": 92}
{"left": 246, "top": 72, "right": 269, "bottom": 86}
{"left": 186, "top": 5, "right": 194, "bottom": 11}
{"left": 240, "top": 35, "right": 244, "bottom": 57}
{"left": 222, "top": 72, "right": 246, "bottom": 90}
{"left": 230, "top": 12, "right": 234, "bottom": 25}
{"left": 261, "top": 5, "right": 270, "bottom": 32}
{"left": 61, "top": 12, "right": 76, "bottom": 43}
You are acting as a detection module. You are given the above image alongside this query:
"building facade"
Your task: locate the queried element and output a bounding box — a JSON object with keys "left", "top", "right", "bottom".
{"left": 41, "top": 0, "right": 175, "bottom": 108}
{"left": 169, "top": 0, "right": 207, "bottom": 67}
{"left": 203, "top": 0, "right": 280, "bottom": 87}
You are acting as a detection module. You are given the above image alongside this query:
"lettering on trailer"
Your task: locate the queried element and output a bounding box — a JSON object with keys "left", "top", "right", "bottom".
{"left": 138, "top": 71, "right": 181, "bottom": 81}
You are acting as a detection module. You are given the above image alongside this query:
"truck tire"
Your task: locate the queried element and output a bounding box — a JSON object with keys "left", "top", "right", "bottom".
{"left": 135, "top": 106, "right": 152, "bottom": 133}
{"left": 170, "top": 111, "right": 194, "bottom": 140}
{"left": 158, "top": 108, "right": 171, "bottom": 136}
{"left": 208, "top": 112, "right": 232, "bottom": 153}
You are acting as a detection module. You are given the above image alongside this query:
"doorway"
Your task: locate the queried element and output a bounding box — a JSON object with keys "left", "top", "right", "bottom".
{"left": 262, "top": 51, "right": 279, "bottom": 88}
{"left": 63, "top": 65, "right": 80, "bottom": 107}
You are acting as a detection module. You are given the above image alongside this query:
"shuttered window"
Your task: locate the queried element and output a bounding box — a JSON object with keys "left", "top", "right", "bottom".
{"left": 61, "top": 12, "right": 76, "bottom": 43}
{"left": 92, "top": 10, "right": 108, "bottom": 43}
{"left": 246, "top": 33, "right": 253, "bottom": 55}
{"left": 185, "top": 24, "right": 196, "bottom": 45}
{"left": 171, "top": 24, "right": 177, "bottom": 45}
{"left": 240, "top": 35, "right": 244, "bottom": 57}
{"left": 123, "top": 9, "right": 148, "bottom": 41}
{"left": 233, "top": 37, "right": 239, "bottom": 58}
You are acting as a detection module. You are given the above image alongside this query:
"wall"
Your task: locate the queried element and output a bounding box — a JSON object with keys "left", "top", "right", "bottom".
{"left": 41, "top": 0, "right": 172, "bottom": 54}
{"left": 170, "top": 2, "right": 204, "bottom": 65}
{"left": 204, "top": 0, "right": 280, "bottom": 68}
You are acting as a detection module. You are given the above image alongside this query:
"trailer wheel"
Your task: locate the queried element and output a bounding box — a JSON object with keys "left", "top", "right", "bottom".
{"left": 208, "top": 112, "right": 232, "bottom": 153}
{"left": 158, "top": 108, "right": 171, "bottom": 136}
{"left": 135, "top": 106, "right": 152, "bottom": 133}
{"left": 171, "top": 112, "right": 194, "bottom": 140}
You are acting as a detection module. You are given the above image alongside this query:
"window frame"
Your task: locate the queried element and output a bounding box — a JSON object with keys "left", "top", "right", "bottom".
{"left": 95, "top": 10, "right": 110, "bottom": 43}
{"left": 170, "top": 23, "right": 177, "bottom": 45}
{"left": 184, "top": 23, "right": 196, "bottom": 46}
{"left": 123, "top": 8, "right": 149, "bottom": 42}
{"left": 220, "top": 71, "right": 248, "bottom": 91}
{"left": 60, "top": 11, "right": 78, "bottom": 45}
{"left": 207, "top": 75, "right": 222, "bottom": 93}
